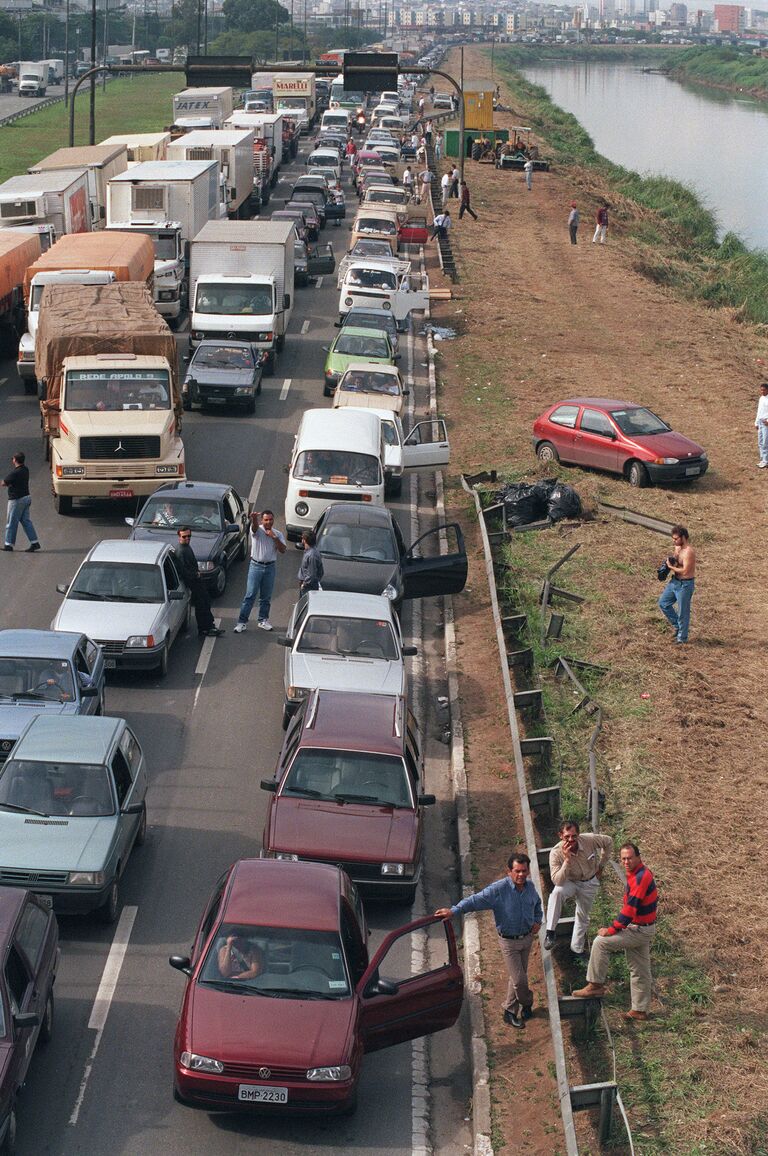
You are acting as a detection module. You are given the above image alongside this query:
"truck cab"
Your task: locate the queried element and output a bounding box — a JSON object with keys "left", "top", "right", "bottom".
{"left": 18, "top": 269, "right": 117, "bottom": 386}
{"left": 118, "top": 222, "right": 185, "bottom": 324}
{"left": 191, "top": 274, "right": 284, "bottom": 370}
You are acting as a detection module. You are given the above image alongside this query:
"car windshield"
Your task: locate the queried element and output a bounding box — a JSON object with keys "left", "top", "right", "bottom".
{"left": 199, "top": 924, "right": 350, "bottom": 998}
{"left": 192, "top": 345, "right": 254, "bottom": 371}
{"left": 297, "top": 615, "right": 398, "bottom": 659}
{"left": 345, "top": 312, "right": 395, "bottom": 337}
{"left": 351, "top": 241, "right": 392, "bottom": 258}
{"left": 294, "top": 451, "right": 380, "bottom": 486}
{"left": 369, "top": 189, "right": 405, "bottom": 203}
{"left": 356, "top": 219, "right": 397, "bottom": 236}
{"left": 318, "top": 520, "right": 398, "bottom": 563}
{"left": 347, "top": 268, "right": 397, "bottom": 290}
{"left": 339, "top": 370, "right": 399, "bottom": 396}
{"left": 609, "top": 407, "right": 671, "bottom": 436}
{"left": 283, "top": 749, "right": 412, "bottom": 808}
{"left": 333, "top": 334, "right": 390, "bottom": 359}
{"left": 68, "top": 561, "right": 165, "bottom": 603}
{"left": 0, "top": 759, "right": 114, "bottom": 817}
{"left": 65, "top": 370, "right": 170, "bottom": 412}
{"left": 0, "top": 657, "right": 75, "bottom": 704}
{"left": 136, "top": 498, "right": 223, "bottom": 532}
{"left": 196, "top": 285, "right": 272, "bottom": 316}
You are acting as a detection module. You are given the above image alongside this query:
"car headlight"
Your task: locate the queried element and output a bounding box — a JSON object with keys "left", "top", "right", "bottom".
{"left": 294, "top": 501, "right": 309, "bottom": 517}
{"left": 126, "top": 635, "right": 155, "bottom": 648}
{"left": 700, "top": 452, "right": 708, "bottom": 461}
{"left": 654, "top": 457, "right": 680, "bottom": 465}
{"left": 382, "top": 583, "right": 398, "bottom": 601}
{"left": 344, "top": 296, "right": 353, "bottom": 306}
{"left": 234, "top": 386, "right": 253, "bottom": 396}
{"left": 307, "top": 1065, "right": 352, "bottom": 1081}
{"left": 256, "top": 331, "right": 274, "bottom": 343}
{"left": 180, "top": 1052, "right": 224, "bottom": 1074}
{"left": 68, "top": 871, "right": 106, "bottom": 886}
{"left": 265, "top": 851, "right": 299, "bottom": 861}
{"left": 381, "top": 862, "right": 406, "bottom": 876}
{"left": 198, "top": 561, "right": 216, "bottom": 572}
{"left": 156, "top": 465, "right": 180, "bottom": 475}
{"left": 287, "top": 685, "right": 309, "bottom": 702}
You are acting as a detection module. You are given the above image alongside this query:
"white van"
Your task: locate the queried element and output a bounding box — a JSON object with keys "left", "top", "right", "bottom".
{"left": 284, "top": 408, "right": 385, "bottom": 541}
{"left": 321, "top": 109, "right": 351, "bottom": 136}
{"left": 338, "top": 258, "right": 430, "bottom": 324}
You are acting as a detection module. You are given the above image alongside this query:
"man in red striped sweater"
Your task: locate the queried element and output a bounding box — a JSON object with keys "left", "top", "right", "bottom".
{"left": 573, "top": 842, "right": 657, "bottom": 1021}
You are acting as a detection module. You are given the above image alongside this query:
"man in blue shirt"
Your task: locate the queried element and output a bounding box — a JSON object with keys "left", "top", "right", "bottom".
{"left": 436, "top": 852, "right": 543, "bottom": 1029}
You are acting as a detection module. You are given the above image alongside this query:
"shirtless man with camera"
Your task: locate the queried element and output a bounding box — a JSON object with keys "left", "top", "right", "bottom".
{"left": 659, "top": 524, "right": 696, "bottom": 644}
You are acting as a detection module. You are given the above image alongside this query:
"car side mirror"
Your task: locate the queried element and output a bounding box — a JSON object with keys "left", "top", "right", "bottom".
{"left": 321, "top": 345, "right": 330, "bottom": 353}
{"left": 373, "top": 978, "right": 399, "bottom": 996}
{"left": 225, "top": 523, "right": 240, "bottom": 533}
{"left": 277, "top": 635, "right": 293, "bottom": 647}
{"left": 182, "top": 352, "right": 191, "bottom": 362}
{"left": 80, "top": 684, "right": 99, "bottom": 698}
{"left": 169, "top": 954, "right": 192, "bottom": 976}
{"left": 402, "top": 645, "right": 418, "bottom": 657}
{"left": 393, "top": 354, "right": 401, "bottom": 362}
{"left": 13, "top": 1011, "right": 39, "bottom": 1030}
{"left": 56, "top": 582, "right": 69, "bottom": 594}
{"left": 124, "top": 516, "right": 135, "bottom": 527}
{"left": 122, "top": 801, "right": 144, "bottom": 815}
{"left": 169, "top": 590, "right": 186, "bottom": 600}
{"left": 260, "top": 779, "right": 277, "bottom": 792}
{"left": 334, "top": 320, "right": 342, "bottom": 328}
{"left": 403, "top": 388, "right": 410, "bottom": 396}
{"left": 418, "top": 793, "right": 436, "bottom": 806}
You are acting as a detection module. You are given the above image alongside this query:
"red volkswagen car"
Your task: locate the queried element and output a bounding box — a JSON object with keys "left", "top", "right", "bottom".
{"left": 532, "top": 397, "right": 708, "bottom": 487}
{"left": 170, "top": 859, "right": 463, "bottom": 1114}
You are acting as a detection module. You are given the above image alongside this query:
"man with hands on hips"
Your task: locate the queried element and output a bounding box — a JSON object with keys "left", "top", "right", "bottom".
{"left": 234, "top": 509, "right": 286, "bottom": 634}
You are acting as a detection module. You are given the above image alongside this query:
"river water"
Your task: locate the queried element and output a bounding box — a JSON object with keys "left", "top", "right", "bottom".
{"left": 520, "top": 60, "right": 768, "bottom": 251}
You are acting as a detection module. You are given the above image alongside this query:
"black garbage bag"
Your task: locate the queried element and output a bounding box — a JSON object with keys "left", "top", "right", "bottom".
{"left": 547, "top": 483, "right": 582, "bottom": 522}
{"left": 498, "top": 482, "right": 547, "bottom": 527}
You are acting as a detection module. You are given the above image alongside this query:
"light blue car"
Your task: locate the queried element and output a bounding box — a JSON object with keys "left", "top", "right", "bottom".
{"left": 0, "top": 715, "right": 148, "bottom": 923}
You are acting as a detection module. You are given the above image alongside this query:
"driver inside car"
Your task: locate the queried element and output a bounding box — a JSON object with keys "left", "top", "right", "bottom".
{"left": 217, "top": 933, "right": 265, "bottom": 981}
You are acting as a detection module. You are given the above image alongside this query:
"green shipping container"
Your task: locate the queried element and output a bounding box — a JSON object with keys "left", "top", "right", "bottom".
{"left": 442, "top": 128, "right": 509, "bottom": 159}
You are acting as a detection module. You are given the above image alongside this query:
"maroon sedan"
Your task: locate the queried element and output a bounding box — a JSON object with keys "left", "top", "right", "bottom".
{"left": 532, "top": 397, "right": 708, "bottom": 487}
{"left": 170, "top": 859, "right": 463, "bottom": 1114}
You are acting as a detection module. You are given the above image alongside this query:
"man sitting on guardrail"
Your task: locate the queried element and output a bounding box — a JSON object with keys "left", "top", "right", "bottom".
{"left": 573, "top": 842, "right": 657, "bottom": 1022}
{"left": 544, "top": 820, "right": 613, "bottom": 958}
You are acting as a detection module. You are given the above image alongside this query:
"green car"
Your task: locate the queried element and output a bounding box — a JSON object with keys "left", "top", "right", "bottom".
{"left": 322, "top": 325, "right": 398, "bottom": 397}
{"left": 0, "top": 714, "right": 148, "bottom": 923}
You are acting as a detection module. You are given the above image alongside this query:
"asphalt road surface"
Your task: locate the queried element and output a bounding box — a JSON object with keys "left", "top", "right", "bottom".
{"left": 0, "top": 135, "right": 472, "bottom": 1153}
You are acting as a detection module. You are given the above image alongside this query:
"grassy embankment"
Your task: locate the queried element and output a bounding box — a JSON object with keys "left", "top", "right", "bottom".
{"left": 662, "top": 44, "right": 768, "bottom": 99}
{"left": 494, "top": 47, "right": 768, "bottom": 324}
{"left": 0, "top": 74, "right": 180, "bottom": 184}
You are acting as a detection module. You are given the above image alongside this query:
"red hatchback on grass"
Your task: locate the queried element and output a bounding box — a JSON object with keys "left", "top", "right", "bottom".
{"left": 532, "top": 397, "right": 708, "bottom": 487}
{"left": 170, "top": 859, "right": 463, "bottom": 1115}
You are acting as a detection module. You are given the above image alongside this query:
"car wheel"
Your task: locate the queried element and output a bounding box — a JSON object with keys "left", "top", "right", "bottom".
{"left": 158, "top": 642, "right": 169, "bottom": 678}
{"left": 536, "top": 441, "right": 559, "bottom": 464}
{"left": 245, "top": 397, "right": 256, "bottom": 415}
{"left": 281, "top": 705, "right": 292, "bottom": 731}
{"left": 2, "top": 1105, "right": 16, "bottom": 1155}
{"left": 627, "top": 460, "right": 649, "bottom": 488}
{"left": 386, "top": 476, "right": 403, "bottom": 498}
{"left": 182, "top": 395, "right": 192, "bottom": 411}
{"left": 23, "top": 378, "right": 36, "bottom": 396}
{"left": 40, "top": 991, "right": 54, "bottom": 1044}
{"left": 97, "top": 877, "right": 119, "bottom": 925}
{"left": 54, "top": 493, "right": 73, "bottom": 515}
{"left": 323, "top": 384, "right": 334, "bottom": 397}
{"left": 134, "top": 803, "right": 147, "bottom": 847}
{"left": 173, "top": 1083, "right": 191, "bottom": 1106}
{"left": 213, "top": 567, "right": 227, "bottom": 598}
{"left": 264, "top": 353, "right": 275, "bottom": 377}
{"left": 255, "top": 378, "right": 262, "bottom": 396}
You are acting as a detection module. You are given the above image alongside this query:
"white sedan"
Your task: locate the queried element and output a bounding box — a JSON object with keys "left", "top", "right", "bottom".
{"left": 52, "top": 540, "right": 191, "bottom": 676}
{"left": 279, "top": 590, "right": 416, "bottom": 728}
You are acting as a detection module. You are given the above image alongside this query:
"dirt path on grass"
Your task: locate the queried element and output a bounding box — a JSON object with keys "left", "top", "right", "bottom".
{"left": 431, "top": 45, "right": 768, "bottom": 1155}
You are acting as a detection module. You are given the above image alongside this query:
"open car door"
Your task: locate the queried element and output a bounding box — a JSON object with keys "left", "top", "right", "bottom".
{"left": 402, "top": 419, "right": 450, "bottom": 469}
{"left": 392, "top": 273, "right": 430, "bottom": 320}
{"left": 307, "top": 242, "right": 336, "bottom": 277}
{"left": 358, "top": 916, "right": 463, "bottom": 1054}
{"left": 401, "top": 523, "right": 468, "bottom": 600}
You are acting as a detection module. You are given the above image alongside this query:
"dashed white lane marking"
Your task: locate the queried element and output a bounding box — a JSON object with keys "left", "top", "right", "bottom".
{"left": 194, "top": 615, "right": 222, "bottom": 679}
{"left": 301, "top": 320, "right": 310, "bottom": 334}
{"left": 315, "top": 276, "right": 324, "bottom": 289}
{"left": 248, "top": 468, "right": 264, "bottom": 507}
{"left": 279, "top": 378, "right": 292, "bottom": 401}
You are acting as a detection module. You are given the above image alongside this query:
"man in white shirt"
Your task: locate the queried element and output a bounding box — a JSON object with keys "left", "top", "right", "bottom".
{"left": 440, "top": 171, "right": 450, "bottom": 207}
{"left": 234, "top": 509, "right": 286, "bottom": 632}
{"left": 756, "top": 381, "right": 768, "bottom": 467}
{"left": 402, "top": 166, "right": 414, "bottom": 201}
{"left": 432, "top": 210, "right": 451, "bottom": 240}
{"left": 417, "top": 168, "right": 432, "bottom": 204}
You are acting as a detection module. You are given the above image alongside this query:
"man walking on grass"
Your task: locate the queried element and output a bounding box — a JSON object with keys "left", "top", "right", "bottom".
{"left": 755, "top": 381, "right": 768, "bottom": 467}
{"left": 573, "top": 842, "right": 657, "bottom": 1021}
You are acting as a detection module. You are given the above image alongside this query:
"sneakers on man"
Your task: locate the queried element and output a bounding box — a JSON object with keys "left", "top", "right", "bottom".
{"left": 257, "top": 620, "right": 273, "bottom": 631}
{"left": 26, "top": 543, "right": 41, "bottom": 553}
{"left": 759, "top": 461, "right": 768, "bottom": 468}
{"left": 544, "top": 931, "right": 556, "bottom": 950}
{"left": 233, "top": 622, "right": 247, "bottom": 634}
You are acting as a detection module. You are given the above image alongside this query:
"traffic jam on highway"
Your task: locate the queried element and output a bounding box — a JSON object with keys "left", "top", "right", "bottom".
{"left": 0, "top": 54, "right": 473, "bottom": 1151}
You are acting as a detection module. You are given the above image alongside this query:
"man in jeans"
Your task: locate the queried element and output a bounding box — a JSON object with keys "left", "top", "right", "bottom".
{"left": 659, "top": 524, "right": 696, "bottom": 643}
{"left": 234, "top": 509, "right": 286, "bottom": 633}
{"left": 2, "top": 451, "right": 40, "bottom": 552}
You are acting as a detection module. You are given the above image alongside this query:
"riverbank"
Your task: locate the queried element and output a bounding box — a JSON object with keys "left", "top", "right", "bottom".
{"left": 434, "top": 42, "right": 768, "bottom": 1156}
{"left": 662, "top": 44, "right": 768, "bottom": 100}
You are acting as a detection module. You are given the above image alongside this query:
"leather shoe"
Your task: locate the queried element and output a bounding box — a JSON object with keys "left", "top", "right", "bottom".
{"left": 502, "top": 1008, "right": 524, "bottom": 1029}
{"left": 26, "top": 543, "right": 41, "bottom": 552}
{"left": 3, "top": 546, "right": 12, "bottom": 552}
{"left": 623, "top": 1010, "right": 648, "bottom": 1022}
{"left": 543, "top": 931, "right": 556, "bottom": 950}
{"left": 200, "top": 628, "right": 225, "bottom": 637}
{"left": 572, "top": 982, "right": 607, "bottom": 998}
{"left": 521, "top": 1005, "right": 533, "bottom": 1021}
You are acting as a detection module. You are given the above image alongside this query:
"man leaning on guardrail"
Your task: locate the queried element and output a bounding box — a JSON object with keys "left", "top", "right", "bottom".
{"left": 573, "top": 842, "right": 657, "bottom": 1022}
{"left": 544, "top": 820, "right": 613, "bottom": 958}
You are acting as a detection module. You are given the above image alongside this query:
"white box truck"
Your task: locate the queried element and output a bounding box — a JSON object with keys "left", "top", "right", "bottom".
{"left": 18, "top": 62, "right": 47, "bottom": 97}
{"left": 106, "top": 159, "right": 219, "bottom": 323}
{"left": 172, "top": 86, "right": 234, "bottom": 130}
{"left": 189, "top": 220, "right": 294, "bottom": 374}
{"left": 0, "top": 171, "right": 91, "bottom": 240}
{"left": 100, "top": 132, "right": 171, "bottom": 165}
{"left": 167, "top": 129, "right": 255, "bottom": 219}
{"left": 272, "top": 73, "right": 316, "bottom": 132}
{"left": 29, "top": 144, "right": 128, "bottom": 229}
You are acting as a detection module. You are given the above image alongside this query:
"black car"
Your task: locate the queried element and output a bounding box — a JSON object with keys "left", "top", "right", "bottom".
{"left": 336, "top": 306, "right": 400, "bottom": 354}
{"left": 292, "top": 177, "right": 345, "bottom": 222}
{"left": 183, "top": 341, "right": 263, "bottom": 414}
{"left": 127, "top": 482, "right": 249, "bottom": 597}
{"left": 287, "top": 187, "right": 328, "bottom": 228}
{"left": 313, "top": 503, "right": 467, "bottom": 608}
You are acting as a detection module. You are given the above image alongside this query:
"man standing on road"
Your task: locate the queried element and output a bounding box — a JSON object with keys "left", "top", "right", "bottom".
{"left": 659, "top": 524, "right": 696, "bottom": 644}
{"left": 573, "top": 842, "right": 657, "bottom": 1021}
{"left": 436, "top": 852, "right": 542, "bottom": 1029}
{"left": 234, "top": 509, "right": 286, "bottom": 633}
{"left": 449, "top": 166, "right": 459, "bottom": 199}
{"left": 544, "top": 821, "right": 613, "bottom": 957}
{"left": 568, "top": 202, "right": 580, "bottom": 244}
{"left": 2, "top": 451, "right": 40, "bottom": 553}
{"left": 755, "top": 381, "right": 768, "bottom": 467}
{"left": 298, "top": 529, "right": 323, "bottom": 595}
{"left": 175, "top": 528, "right": 224, "bottom": 639}
{"left": 440, "top": 170, "right": 450, "bottom": 207}
{"left": 402, "top": 165, "right": 414, "bottom": 201}
{"left": 459, "top": 182, "right": 478, "bottom": 221}
{"left": 593, "top": 203, "right": 609, "bottom": 244}
{"left": 417, "top": 167, "right": 433, "bottom": 205}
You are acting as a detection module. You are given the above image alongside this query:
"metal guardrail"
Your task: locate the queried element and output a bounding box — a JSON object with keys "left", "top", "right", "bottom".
{"left": 0, "top": 93, "right": 65, "bottom": 128}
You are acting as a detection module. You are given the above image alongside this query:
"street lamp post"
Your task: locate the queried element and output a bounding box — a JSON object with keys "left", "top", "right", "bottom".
{"left": 64, "top": 0, "right": 69, "bottom": 106}
{"left": 89, "top": 0, "right": 96, "bottom": 144}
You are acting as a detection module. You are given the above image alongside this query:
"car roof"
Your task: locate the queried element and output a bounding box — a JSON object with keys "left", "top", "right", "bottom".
{"left": 224, "top": 858, "right": 343, "bottom": 930}
{"left": 13, "top": 714, "right": 122, "bottom": 763}
{"left": 303, "top": 590, "right": 395, "bottom": 620}
{"left": 341, "top": 361, "right": 399, "bottom": 376}
{"left": 296, "top": 407, "right": 380, "bottom": 450}
{"left": 344, "top": 309, "right": 395, "bottom": 326}
{"left": 322, "top": 502, "right": 394, "bottom": 530}
{"left": 334, "top": 327, "right": 390, "bottom": 341}
{"left": 299, "top": 690, "right": 405, "bottom": 756}
{"left": 145, "top": 480, "right": 232, "bottom": 500}
{"left": 555, "top": 398, "right": 637, "bottom": 410}
{"left": 0, "top": 629, "right": 86, "bottom": 660}
{"left": 86, "top": 539, "right": 170, "bottom": 564}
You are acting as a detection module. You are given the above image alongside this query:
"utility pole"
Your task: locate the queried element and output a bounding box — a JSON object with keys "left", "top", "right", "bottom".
{"left": 89, "top": 0, "right": 96, "bottom": 144}
{"left": 64, "top": 0, "right": 70, "bottom": 106}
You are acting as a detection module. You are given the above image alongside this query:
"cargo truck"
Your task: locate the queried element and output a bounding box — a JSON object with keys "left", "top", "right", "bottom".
{"left": 100, "top": 133, "right": 171, "bottom": 165}
{"left": 189, "top": 220, "right": 294, "bottom": 374}
{"left": 17, "top": 62, "right": 46, "bottom": 97}
{"left": 29, "top": 144, "right": 128, "bottom": 230}
{"left": 272, "top": 73, "right": 316, "bottom": 132}
{"left": 17, "top": 230, "right": 154, "bottom": 390}
{"left": 0, "top": 231, "right": 41, "bottom": 359}
{"left": 167, "top": 129, "right": 255, "bottom": 219}
{"left": 172, "top": 86, "right": 234, "bottom": 131}
{"left": 106, "top": 160, "right": 219, "bottom": 323}
{"left": 35, "top": 283, "right": 184, "bottom": 515}
{"left": 0, "top": 171, "right": 91, "bottom": 240}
